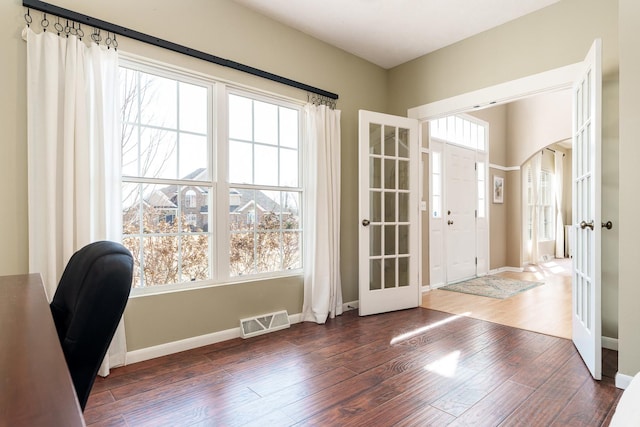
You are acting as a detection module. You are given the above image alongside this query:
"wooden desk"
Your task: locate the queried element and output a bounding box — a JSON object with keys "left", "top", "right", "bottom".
{"left": 0, "top": 274, "right": 85, "bottom": 426}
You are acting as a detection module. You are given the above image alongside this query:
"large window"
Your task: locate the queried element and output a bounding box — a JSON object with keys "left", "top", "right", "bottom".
{"left": 120, "top": 61, "right": 303, "bottom": 291}
{"left": 525, "top": 166, "right": 555, "bottom": 241}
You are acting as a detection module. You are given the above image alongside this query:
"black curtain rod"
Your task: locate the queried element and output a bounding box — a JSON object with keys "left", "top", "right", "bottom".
{"left": 22, "top": 0, "right": 339, "bottom": 100}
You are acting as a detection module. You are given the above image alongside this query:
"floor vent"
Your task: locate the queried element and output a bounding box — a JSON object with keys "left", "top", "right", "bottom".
{"left": 240, "top": 310, "right": 290, "bottom": 339}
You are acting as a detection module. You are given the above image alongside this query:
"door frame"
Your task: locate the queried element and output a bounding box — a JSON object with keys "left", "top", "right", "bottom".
{"left": 409, "top": 62, "right": 583, "bottom": 284}
{"left": 408, "top": 50, "right": 601, "bottom": 375}
{"left": 427, "top": 116, "right": 490, "bottom": 288}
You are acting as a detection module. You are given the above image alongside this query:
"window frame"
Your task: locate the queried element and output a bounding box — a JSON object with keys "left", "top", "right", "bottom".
{"left": 119, "top": 55, "right": 305, "bottom": 297}
{"left": 224, "top": 88, "right": 304, "bottom": 280}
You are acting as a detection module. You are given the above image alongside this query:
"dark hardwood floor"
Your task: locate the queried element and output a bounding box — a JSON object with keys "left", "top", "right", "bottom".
{"left": 86, "top": 308, "right": 622, "bottom": 426}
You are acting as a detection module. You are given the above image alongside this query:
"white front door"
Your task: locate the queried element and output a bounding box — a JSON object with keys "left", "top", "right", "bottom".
{"left": 445, "top": 144, "right": 478, "bottom": 283}
{"left": 358, "top": 110, "right": 419, "bottom": 316}
{"left": 572, "top": 39, "right": 602, "bottom": 380}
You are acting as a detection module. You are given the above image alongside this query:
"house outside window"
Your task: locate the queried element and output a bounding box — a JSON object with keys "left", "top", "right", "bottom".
{"left": 120, "top": 59, "right": 303, "bottom": 291}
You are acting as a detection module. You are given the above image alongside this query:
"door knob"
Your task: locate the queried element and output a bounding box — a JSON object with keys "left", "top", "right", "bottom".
{"left": 447, "top": 220, "right": 454, "bottom": 225}
{"left": 362, "top": 219, "right": 370, "bottom": 227}
{"left": 580, "top": 220, "right": 594, "bottom": 230}
{"left": 602, "top": 221, "right": 613, "bottom": 230}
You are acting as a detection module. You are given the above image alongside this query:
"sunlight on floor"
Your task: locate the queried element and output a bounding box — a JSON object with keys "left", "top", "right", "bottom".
{"left": 424, "top": 350, "right": 461, "bottom": 378}
{"left": 389, "top": 312, "right": 471, "bottom": 345}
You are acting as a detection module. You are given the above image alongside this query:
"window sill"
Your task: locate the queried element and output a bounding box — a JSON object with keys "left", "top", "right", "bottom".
{"left": 129, "top": 269, "right": 304, "bottom": 298}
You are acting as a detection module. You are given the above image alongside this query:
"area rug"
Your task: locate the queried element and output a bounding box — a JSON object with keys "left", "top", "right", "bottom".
{"left": 439, "top": 276, "right": 544, "bottom": 299}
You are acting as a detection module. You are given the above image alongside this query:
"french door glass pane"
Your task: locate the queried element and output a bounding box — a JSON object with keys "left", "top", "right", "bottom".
{"left": 398, "top": 193, "right": 409, "bottom": 222}
{"left": 371, "top": 191, "right": 382, "bottom": 222}
{"left": 384, "top": 192, "right": 396, "bottom": 222}
{"left": 371, "top": 158, "right": 381, "bottom": 189}
{"left": 384, "top": 225, "right": 395, "bottom": 255}
{"left": 384, "top": 159, "right": 396, "bottom": 189}
{"left": 398, "top": 128, "right": 409, "bottom": 158}
{"left": 398, "top": 257, "right": 409, "bottom": 287}
{"left": 369, "top": 123, "right": 381, "bottom": 155}
{"left": 370, "top": 259, "right": 382, "bottom": 290}
{"left": 384, "top": 126, "right": 396, "bottom": 156}
{"left": 370, "top": 225, "right": 381, "bottom": 256}
{"left": 384, "top": 258, "right": 396, "bottom": 288}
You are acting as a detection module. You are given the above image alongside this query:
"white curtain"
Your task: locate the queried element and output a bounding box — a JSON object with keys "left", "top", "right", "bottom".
{"left": 302, "top": 104, "right": 343, "bottom": 323}
{"left": 25, "top": 27, "right": 124, "bottom": 376}
{"left": 554, "top": 152, "right": 565, "bottom": 258}
{"left": 529, "top": 152, "right": 543, "bottom": 264}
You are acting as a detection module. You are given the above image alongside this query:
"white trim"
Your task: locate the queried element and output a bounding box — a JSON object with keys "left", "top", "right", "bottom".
{"left": 489, "top": 163, "right": 521, "bottom": 172}
{"left": 616, "top": 372, "right": 634, "bottom": 390}
{"left": 407, "top": 62, "right": 583, "bottom": 120}
{"left": 343, "top": 300, "right": 359, "bottom": 311}
{"left": 488, "top": 266, "right": 525, "bottom": 274}
{"left": 420, "top": 147, "right": 429, "bottom": 154}
{"left": 126, "top": 313, "right": 302, "bottom": 365}
{"left": 602, "top": 336, "right": 618, "bottom": 351}
{"left": 421, "top": 285, "right": 431, "bottom": 294}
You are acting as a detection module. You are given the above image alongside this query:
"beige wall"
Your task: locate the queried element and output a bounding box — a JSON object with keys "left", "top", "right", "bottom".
{"left": 506, "top": 90, "right": 572, "bottom": 167}
{"left": 387, "top": 0, "right": 619, "bottom": 116}
{"left": 618, "top": 0, "right": 640, "bottom": 376}
{"left": 0, "top": 0, "right": 387, "bottom": 350}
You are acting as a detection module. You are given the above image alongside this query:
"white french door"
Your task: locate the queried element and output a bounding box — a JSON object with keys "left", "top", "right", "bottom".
{"left": 358, "top": 110, "right": 419, "bottom": 316}
{"left": 572, "top": 39, "right": 602, "bottom": 380}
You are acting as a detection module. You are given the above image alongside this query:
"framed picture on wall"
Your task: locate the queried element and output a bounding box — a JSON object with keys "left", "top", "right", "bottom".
{"left": 493, "top": 176, "right": 504, "bottom": 204}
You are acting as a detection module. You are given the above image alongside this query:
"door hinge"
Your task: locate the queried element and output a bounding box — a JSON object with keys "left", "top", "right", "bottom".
{"left": 475, "top": 162, "right": 477, "bottom": 170}
{"left": 475, "top": 257, "right": 478, "bottom": 265}
{"left": 475, "top": 209, "right": 477, "bottom": 218}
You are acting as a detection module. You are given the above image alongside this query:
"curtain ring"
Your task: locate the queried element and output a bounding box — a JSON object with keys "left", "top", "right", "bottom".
{"left": 54, "top": 17, "right": 63, "bottom": 34}
{"left": 91, "top": 28, "right": 102, "bottom": 44}
{"left": 41, "top": 13, "right": 49, "bottom": 31}
{"left": 24, "top": 9, "right": 32, "bottom": 26}
{"left": 77, "top": 24, "right": 84, "bottom": 39}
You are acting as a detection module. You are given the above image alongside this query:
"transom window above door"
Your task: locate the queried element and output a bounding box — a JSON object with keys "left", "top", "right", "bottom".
{"left": 430, "top": 115, "right": 486, "bottom": 151}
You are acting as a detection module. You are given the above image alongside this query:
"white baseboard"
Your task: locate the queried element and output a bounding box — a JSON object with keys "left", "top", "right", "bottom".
{"left": 126, "top": 312, "right": 302, "bottom": 365}
{"left": 488, "top": 266, "right": 525, "bottom": 274}
{"left": 343, "top": 300, "right": 359, "bottom": 311}
{"left": 602, "top": 336, "right": 618, "bottom": 351}
{"left": 616, "top": 372, "right": 634, "bottom": 390}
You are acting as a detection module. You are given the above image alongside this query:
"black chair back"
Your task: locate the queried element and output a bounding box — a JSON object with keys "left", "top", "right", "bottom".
{"left": 50, "top": 241, "right": 133, "bottom": 410}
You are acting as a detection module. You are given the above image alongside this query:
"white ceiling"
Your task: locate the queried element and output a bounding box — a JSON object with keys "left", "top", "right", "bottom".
{"left": 233, "top": 0, "right": 560, "bottom": 69}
